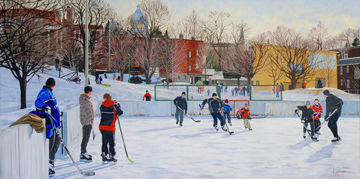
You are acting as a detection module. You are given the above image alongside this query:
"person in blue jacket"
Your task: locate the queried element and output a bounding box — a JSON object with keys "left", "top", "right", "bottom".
{"left": 222, "top": 99, "right": 233, "bottom": 126}
{"left": 30, "top": 78, "right": 61, "bottom": 176}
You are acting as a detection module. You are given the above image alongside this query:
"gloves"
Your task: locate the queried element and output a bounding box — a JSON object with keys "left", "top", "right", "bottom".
{"left": 55, "top": 128, "right": 60, "bottom": 134}
{"left": 301, "top": 119, "right": 305, "bottom": 124}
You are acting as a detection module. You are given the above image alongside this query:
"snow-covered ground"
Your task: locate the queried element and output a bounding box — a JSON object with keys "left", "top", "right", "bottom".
{"left": 53, "top": 116, "right": 360, "bottom": 179}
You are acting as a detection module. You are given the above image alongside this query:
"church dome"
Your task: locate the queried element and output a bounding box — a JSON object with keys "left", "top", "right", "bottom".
{"left": 132, "top": 4, "right": 147, "bottom": 24}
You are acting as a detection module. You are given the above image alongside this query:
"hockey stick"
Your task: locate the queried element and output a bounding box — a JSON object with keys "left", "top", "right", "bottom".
{"left": 117, "top": 119, "right": 134, "bottom": 163}
{"left": 314, "top": 108, "right": 338, "bottom": 132}
{"left": 56, "top": 130, "right": 95, "bottom": 176}
{"left": 176, "top": 105, "right": 200, "bottom": 123}
{"left": 224, "top": 122, "right": 234, "bottom": 135}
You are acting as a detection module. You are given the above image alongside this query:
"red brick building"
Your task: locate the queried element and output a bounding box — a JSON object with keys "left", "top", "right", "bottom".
{"left": 333, "top": 46, "right": 360, "bottom": 94}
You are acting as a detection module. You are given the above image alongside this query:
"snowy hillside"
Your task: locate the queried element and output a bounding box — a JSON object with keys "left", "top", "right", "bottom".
{"left": 283, "top": 88, "right": 360, "bottom": 101}
{"left": 0, "top": 67, "right": 178, "bottom": 129}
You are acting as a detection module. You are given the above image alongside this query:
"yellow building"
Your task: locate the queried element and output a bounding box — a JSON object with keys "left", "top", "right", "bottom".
{"left": 253, "top": 44, "right": 338, "bottom": 89}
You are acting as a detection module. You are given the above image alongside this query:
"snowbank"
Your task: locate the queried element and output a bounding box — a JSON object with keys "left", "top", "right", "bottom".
{"left": 0, "top": 124, "right": 48, "bottom": 179}
{"left": 283, "top": 88, "right": 360, "bottom": 101}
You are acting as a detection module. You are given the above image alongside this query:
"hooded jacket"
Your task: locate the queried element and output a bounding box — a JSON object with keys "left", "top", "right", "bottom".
{"left": 202, "top": 98, "right": 223, "bottom": 114}
{"left": 79, "top": 93, "right": 94, "bottom": 126}
{"left": 99, "top": 99, "right": 123, "bottom": 131}
{"left": 35, "top": 86, "right": 61, "bottom": 128}
{"left": 325, "top": 94, "right": 343, "bottom": 116}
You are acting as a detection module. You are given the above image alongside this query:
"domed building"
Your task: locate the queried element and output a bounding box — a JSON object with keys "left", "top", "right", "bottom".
{"left": 131, "top": 4, "right": 147, "bottom": 32}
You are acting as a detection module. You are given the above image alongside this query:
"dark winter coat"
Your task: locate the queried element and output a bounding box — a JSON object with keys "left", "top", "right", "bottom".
{"left": 99, "top": 99, "right": 123, "bottom": 131}
{"left": 297, "top": 105, "right": 314, "bottom": 122}
{"left": 325, "top": 94, "right": 343, "bottom": 116}
{"left": 202, "top": 98, "right": 223, "bottom": 114}
{"left": 173, "top": 96, "right": 187, "bottom": 112}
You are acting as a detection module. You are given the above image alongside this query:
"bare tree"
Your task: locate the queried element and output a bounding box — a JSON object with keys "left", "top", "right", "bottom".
{"left": 268, "top": 26, "right": 316, "bottom": 89}
{"left": 202, "top": 10, "right": 230, "bottom": 70}
{"left": 0, "top": 0, "right": 62, "bottom": 109}
{"left": 267, "top": 54, "right": 283, "bottom": 85}
{"left": 307, "top": 21, "right": 329, "bottom": 50}
{"left": 129, "top": 0, "right": 170, "bottom": 84}
{"left": 71, "top": 0, "right": 111, "bottom": 72}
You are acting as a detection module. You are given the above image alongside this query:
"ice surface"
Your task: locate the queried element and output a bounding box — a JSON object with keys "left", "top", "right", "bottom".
{"left": 53, "top": 116, "right": 360, "bottom": 179}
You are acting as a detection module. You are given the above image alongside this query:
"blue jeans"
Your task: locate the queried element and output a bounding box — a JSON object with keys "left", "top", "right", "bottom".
{"left": 211, "top": 113, "right": 225, "bottom": 127}
{"left": 223, "top": 112, "right": 231, "bottom": 123}
{"left": 328, "top": 111, "right": 341, "bottom": 138}
{"left": 303, "top": 121, "right": 315, "bottom": 136}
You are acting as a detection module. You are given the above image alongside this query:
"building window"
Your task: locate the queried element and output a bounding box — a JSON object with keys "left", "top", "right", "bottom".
{"left": 178, "top": 75, "right": 180, "bottom": 80}
{"left": 346, "top": 79, "right": 350, "bottom": 88}
{"left": 101, "top": 58, "right": 106, "bottom": 64}
{"left": 340, "top": 79, "right": 343, "bottom": 86}
{"left": 196, "top": 63, "right": 199, "bottom": 69}
{"left": 340, "top": 66, "right": 343, "bottom": 75}
{"left": 189, "top": 65, "right": 191, "bottom": 72}
{"left": 189, "top": 51, "right": 192, "bottom": 58}
{"left": 196, "top": 49, "right": 199, "bottom": 56}
{"left": 346, "top": 66, "right": 349, "bottom": 73}
{"left": 344, "top": 53, "right": 348, "bottom": 58}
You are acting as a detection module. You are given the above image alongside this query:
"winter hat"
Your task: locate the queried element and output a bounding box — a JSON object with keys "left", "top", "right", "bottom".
{"left": 146, "top": 90, "right": 149, "bottom": 92}
{"left": 182, "top": 92, "right": 186, "bottom": 95}
{"left": 46, "top": 78, "right": 56, "bottom": 86}
{"left": 212, "top": 93, "right": 217, "bottom": 97}
{"left": 225, "top": 99, "right": 229, "bottom": 103}
{"left": 306, "top": 101, "right": 310, "bottom": 105}
{"left": 84, "top": 86, "right": 93, "bottom": 93}
{"left": 244, "top": 103, "right": 248, "bottom": 106}
{"left": 323, "top": 90, "right": 330, "bottom": 96}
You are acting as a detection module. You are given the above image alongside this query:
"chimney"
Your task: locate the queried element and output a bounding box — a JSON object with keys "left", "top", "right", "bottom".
{"left": 179, "top": 34, "right": 184, "bottom": 39}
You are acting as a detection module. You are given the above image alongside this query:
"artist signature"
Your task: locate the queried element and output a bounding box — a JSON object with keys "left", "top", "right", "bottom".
{"left": 333, "top": 168, "right": 347, "bottom": 175}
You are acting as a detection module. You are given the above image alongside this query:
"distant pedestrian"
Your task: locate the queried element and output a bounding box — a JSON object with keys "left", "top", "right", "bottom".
{"left": 143, "top": 90, "right": 152, "bottom": 101}
{"left": 99, "top": 76, "right": 103, "bottom": 84}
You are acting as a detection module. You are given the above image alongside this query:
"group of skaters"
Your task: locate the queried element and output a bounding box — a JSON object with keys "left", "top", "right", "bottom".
{"left": 29, "top": 77, "right": 343, "bottom": 176}
{"left": 295, "top": 89, "right": 343, "bottom": 142}
{"left": 29, "top": 78, "right": 124, "bottom": 176}
{"left": 173, "top": 92, "right": 253, "bottom": 131}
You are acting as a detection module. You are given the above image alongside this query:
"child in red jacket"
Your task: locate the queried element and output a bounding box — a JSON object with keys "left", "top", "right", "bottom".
{"left": 236, "top": 104, "right": 252, "bottom": 130}
{"left": 312, "top": 98, "right": 323, "bottom": 135}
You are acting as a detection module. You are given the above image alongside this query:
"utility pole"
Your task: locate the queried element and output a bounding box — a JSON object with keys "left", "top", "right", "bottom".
{"left": 108, "top": 21, "right": 111, "bottom": 71}
{"left": 84, "top": 0, "right": 89, "bottom": 86}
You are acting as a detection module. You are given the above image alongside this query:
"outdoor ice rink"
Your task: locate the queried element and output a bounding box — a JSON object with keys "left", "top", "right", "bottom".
{"left": 53, "top": 116, "right": 360, "bottom": 179}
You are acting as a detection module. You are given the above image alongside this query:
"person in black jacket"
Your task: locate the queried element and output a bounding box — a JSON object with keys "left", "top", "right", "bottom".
{"left": 323, "top": 90, "right": 343, "bottom": 142}
{"left": 201, "top": 93, "right": 227, "bottom": 131}
{"left": 173, "top": 92, "right": 187, "bottom": 126}
{"left": 296, "top": 101, "right": 317, "bottom": 141}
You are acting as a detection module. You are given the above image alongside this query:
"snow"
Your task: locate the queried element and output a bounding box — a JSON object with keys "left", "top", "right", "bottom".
{"left": 0, "top": 67, "right": 176, "bottom": 129}
{"left": 52, "top": 116, "right": 360, "bottom": 179}
{"left": 283, "top": 88, "right": 360, "bottom": 101}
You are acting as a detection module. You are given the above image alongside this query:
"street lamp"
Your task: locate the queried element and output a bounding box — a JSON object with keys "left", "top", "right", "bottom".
{"left": 84, "top": 0, "right": 89, "bottom": 86}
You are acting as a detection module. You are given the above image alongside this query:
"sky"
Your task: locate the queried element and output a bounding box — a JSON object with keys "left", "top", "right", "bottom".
{"left": 107, "top": 0, "right": 360, "bottom": 38}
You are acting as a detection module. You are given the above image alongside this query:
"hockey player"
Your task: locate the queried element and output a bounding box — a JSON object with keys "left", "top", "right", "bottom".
{"left": 30, "top": 78, "right": 61, "bottom": 176}
{"left": 173, "top": 92, "right": 188, "bottom": 126}
{"left": 236, "top": 104, "right": 252, "bottom": 130}
{"left": 222, "top": 99, "right": 233, "bottom": 126}
{"left": 143, "top": 90, "right": 152, "bottom": 101}
{"left": 79, "top": 86, "right": 94, "bottom": 162}
{"left": 201, "top": 93, "right": 227, "bottom": 131}
{"left": 323, "top": 90, "right": 343, "bottom": 142}
{"left": 99, "top": 93, "right": 123, "bottom": 163}
{"left": 312, "top": 99, "right": 323, "bottom": 136}
{"left": 296, "top": 101, "right": 317, "bottom": 141}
